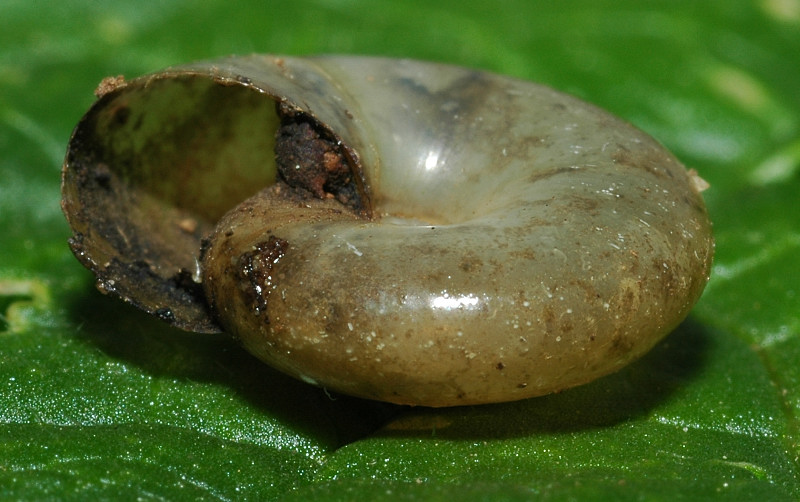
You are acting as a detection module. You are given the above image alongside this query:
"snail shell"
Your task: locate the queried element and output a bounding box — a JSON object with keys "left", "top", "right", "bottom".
{"left": 61, "top": 55, "right": 713, "bottom": 407}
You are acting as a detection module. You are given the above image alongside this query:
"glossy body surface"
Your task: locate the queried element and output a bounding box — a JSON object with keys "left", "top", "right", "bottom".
{"left": 63, "top": 56, "right": 714, "bottom": 406}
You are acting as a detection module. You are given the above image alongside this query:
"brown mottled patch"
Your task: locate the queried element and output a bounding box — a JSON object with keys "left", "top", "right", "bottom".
{"left": 458, "top": 251, "right": 483, "bottom": 273}
{"left": 542, "top": 305, "right": 556, "bottom": 335}
{"left": 508, "top": 248, "right": 537, "bottom": 261}
{"left": 527, "top": 166, "right": 573, "bottom": 184}
{"left": 568, "top": 278, "right": 601, "bottom": 304}
{"left": 608, "top": 331, "right": 635, "bottom": 357}
{"left": 566, "top": 194, "right": 600, "bottom": 212}
{"left": 612, "top": 145, "right": 675, "bottom": 180}
{"left": 235, "top": 236, "right": 289, "bottom": 319}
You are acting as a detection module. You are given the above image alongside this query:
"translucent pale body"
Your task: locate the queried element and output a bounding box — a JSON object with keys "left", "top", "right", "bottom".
{"left": 198, "top": 57, "right": 713, "bottom": 406}
{"left": 62, "top": 56, "right": 714, "bottom": 407}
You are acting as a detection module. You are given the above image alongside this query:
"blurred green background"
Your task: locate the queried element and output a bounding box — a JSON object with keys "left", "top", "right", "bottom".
{"left": 2, "top": 0, "right": 800, "bottom": 500}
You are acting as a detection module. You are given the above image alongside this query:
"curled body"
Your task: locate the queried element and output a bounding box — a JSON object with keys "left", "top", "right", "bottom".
{"left": 62, "top": 55, "right": 713, "bottom": 406}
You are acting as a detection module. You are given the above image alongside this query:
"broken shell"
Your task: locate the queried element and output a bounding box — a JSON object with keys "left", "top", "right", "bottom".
{"left": 61, "top": 55, "right": 714, "bottom": 407}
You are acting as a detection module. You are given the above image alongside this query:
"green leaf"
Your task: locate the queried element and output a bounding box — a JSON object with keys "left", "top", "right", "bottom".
{"left": 2, "top": 0, "right": 798, "bottom": 500}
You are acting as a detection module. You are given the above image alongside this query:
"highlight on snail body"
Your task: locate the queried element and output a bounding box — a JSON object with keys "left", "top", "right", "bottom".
{"left": 61, "top": 55, "right": 714, "bottom": 407}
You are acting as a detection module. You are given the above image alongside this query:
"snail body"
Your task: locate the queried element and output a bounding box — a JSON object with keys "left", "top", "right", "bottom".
{"left": 62, "top": 55, "right": 713, "bottom": 406}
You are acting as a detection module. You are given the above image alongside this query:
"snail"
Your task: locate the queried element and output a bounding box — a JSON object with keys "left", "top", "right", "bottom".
{"left": 61, "top": 55, "right": 714, "bottom": 407}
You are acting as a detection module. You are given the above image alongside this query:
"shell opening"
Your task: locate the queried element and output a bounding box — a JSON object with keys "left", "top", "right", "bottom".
{"left": 62, "top": 73, "right": 360, "bottom": 332}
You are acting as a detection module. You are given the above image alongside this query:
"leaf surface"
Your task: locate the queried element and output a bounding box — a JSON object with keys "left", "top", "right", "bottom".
{"left": 2, "top": 1, "right": 798, "bottom": 499}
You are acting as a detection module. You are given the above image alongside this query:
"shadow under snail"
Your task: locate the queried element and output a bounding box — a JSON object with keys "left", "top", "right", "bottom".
{"left": 61, "top": 55, "right": 714, "bottom": 407}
